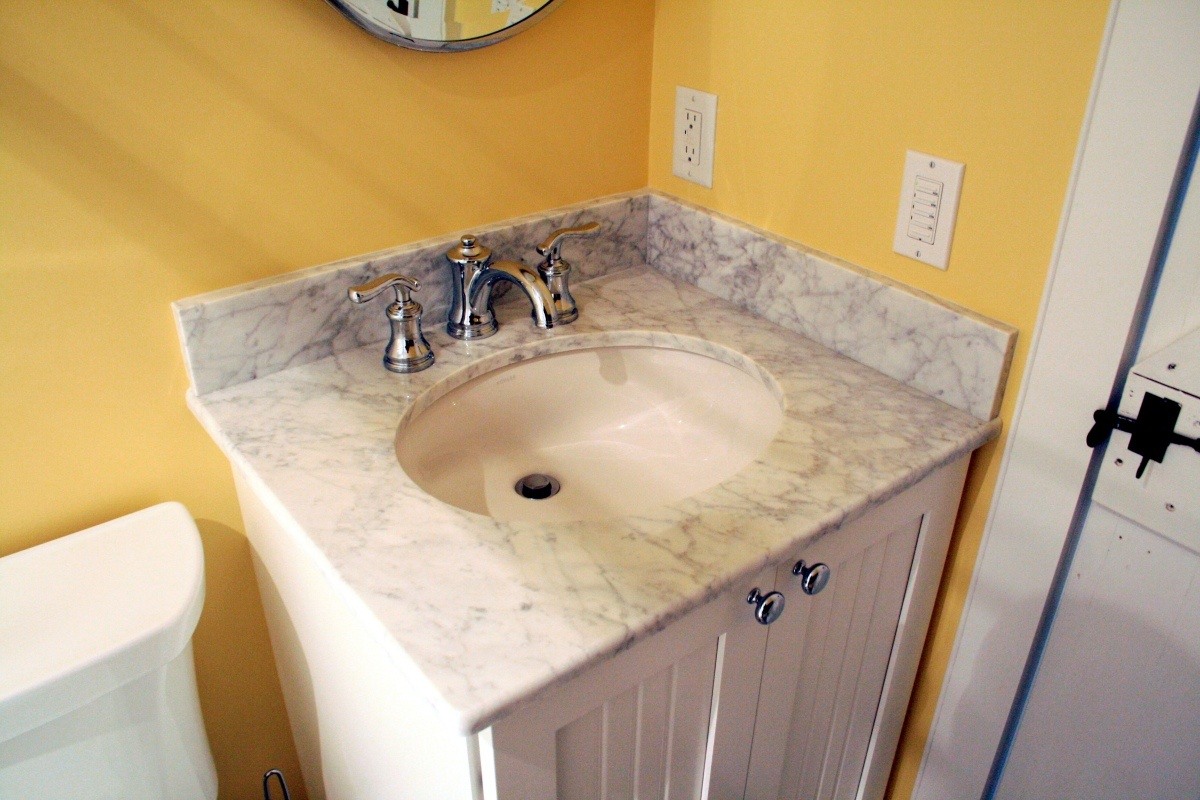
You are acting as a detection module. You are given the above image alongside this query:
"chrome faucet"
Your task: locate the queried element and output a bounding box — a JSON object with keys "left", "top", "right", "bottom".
{"left": 347, "top": 273, "right": 435, "bottom": 373}
{"left": 444, "top": 222, "right": 599, "bottom": 340}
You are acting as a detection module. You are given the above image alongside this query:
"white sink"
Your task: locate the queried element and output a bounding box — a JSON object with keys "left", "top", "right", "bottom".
{"left": 396, "top": 341, "right": 784, "bottom": 522}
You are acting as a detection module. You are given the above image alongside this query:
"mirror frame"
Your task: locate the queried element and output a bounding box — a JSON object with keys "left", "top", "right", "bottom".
{"left": 326, "top": 0, "right": 565, "bottom": 52}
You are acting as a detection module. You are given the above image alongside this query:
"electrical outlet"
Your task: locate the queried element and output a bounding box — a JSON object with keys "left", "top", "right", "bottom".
{"left": 673, "top": 86, "right": 717, "bottom": 188}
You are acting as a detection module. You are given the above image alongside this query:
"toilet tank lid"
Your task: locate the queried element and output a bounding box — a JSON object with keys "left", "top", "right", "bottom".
{"left": 0, "top": 502, "right": 206, "bottom": 743}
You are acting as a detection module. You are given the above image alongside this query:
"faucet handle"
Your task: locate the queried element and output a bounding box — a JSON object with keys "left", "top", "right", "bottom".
{"left": 536, "top": 222, "right": 600, "bottom": 267}
{"left": 348, "top": 273, "right": 420, "bottom": 305}
{"left": 348, "top": 274, "right": 435, "bottom": 373}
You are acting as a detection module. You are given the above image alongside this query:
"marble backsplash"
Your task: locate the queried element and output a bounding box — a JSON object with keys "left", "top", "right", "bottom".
{"left": 648, "top": 196, "right": 1015, "bottom": 420}
{"left": 174, "top": 193, "right": 649, "bottom": 396}
{"left": 175, "top": 190, "right": 1014, "bottom": 420}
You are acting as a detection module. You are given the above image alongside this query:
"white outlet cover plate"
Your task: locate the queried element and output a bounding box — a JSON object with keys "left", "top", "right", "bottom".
{"left": 673, "top": 86, "right": 717, "bottom": 188}
{"left": 893, "top": 150, "right": 965, "bottom": 270}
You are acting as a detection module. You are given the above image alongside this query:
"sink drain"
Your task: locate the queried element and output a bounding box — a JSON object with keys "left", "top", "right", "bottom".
{"left": 515, "top": 473, "right": 561, "bottom": 500}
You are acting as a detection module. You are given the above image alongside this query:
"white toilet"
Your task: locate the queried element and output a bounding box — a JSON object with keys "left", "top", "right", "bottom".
{"left": 0, "top": 502, "right": 218, "bottom": 800}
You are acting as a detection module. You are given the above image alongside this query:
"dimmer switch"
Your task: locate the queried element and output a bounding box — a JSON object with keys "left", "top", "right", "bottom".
{"left": 893, "top": 150, "right": 965, "bottom": 270}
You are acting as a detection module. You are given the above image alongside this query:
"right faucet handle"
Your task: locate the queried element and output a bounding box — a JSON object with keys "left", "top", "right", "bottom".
{"left": 536, "top": 221, "right": 600, "bottom": 267}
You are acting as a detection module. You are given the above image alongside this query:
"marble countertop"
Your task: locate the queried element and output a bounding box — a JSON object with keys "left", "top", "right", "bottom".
{"left": 190, "top": 266, "right": 999, "bottom": 734}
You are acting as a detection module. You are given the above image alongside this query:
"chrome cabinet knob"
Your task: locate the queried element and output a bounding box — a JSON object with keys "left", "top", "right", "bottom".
{"left": 746, "top": 588, "right": 786, "bottom": 625}
{"left": 792, "top": 560, "right": 831, "bottom": 596}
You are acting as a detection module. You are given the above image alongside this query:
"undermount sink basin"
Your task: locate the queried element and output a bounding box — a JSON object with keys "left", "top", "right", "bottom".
{"left": 396, "top": 339, "right": 784, "bottom": 522}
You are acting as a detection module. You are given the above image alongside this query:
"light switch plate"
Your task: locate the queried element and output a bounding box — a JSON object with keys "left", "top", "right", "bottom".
{"left": 673, "top": 86, "right": 717, "bottom": 188}
{"left": 893, "top": 150, "right": 965, "bottom": 270}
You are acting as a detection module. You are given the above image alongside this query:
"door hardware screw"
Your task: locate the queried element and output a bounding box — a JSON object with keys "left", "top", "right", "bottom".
{"left": 1114, "top": 458, "right": 1124, "bottom": 465}
{"left": 1166, "top": 503, "right": 1176, "bottom": 512}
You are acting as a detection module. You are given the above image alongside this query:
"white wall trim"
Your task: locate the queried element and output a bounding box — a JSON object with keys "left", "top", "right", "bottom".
{"left": 912, "top": 2, "right": 1200, "bottom": 798}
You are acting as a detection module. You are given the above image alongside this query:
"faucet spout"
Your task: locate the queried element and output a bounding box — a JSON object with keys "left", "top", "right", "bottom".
{"left": 481, "top": 260, "right": 559, "bottom": 329}
{"left": 444, "top": 224, "right": 597, "bottom": 340}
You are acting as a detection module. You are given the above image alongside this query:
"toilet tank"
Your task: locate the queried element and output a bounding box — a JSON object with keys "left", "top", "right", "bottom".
{"left": 0, "top": 502, "right": 218, "bottom": 800}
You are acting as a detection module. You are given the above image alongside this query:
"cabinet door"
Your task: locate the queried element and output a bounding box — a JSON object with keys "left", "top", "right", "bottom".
{"left": 485, "top": 568, "right": 775, "bottom": 800}
{"left": 744, "top": 464, "right": 965, "bottom": 800}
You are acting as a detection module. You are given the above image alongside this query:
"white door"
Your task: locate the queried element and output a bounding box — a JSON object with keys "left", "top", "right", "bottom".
{"left": 995, "top": 144, "right": 1200, "bottom": 798}
{"left": 914, "top": 3, "right": 1200, "bottom": 798}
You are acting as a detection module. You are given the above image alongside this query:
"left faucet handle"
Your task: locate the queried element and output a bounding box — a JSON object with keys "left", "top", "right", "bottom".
{"left": 347, "top": 273, "right": 435, "bottom": 374}
{"left": 348, "top": 273, "right": 420, "bottom": 304}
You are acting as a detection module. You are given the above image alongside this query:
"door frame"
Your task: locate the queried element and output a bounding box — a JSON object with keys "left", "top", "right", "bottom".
{"left": 912, "top": 3, "right": 1200, "bottom": 799}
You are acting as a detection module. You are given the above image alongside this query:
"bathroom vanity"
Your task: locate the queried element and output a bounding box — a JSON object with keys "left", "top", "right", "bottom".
{"left": 479, "top": 458, "right": 966, "bottom": 800}
{"left": 176, "top": 191, "right": 1011, "bottom": 800}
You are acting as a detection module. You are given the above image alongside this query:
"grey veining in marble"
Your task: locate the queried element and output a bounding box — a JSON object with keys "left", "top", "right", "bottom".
{"left": 174, "top": 192, "right": 648, "bottom": 395}
{"left": 646, "top": 194, "right": 1015, "bottom": 420}
{"left": 189, "top": 266, "right": 999, "bottom": 734}
{"left": 177, "top": 189, "right": 1013, "bottom": 422}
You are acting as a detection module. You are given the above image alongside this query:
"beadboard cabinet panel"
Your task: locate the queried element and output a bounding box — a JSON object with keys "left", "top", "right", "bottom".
{"left": 486, "top": 568, "right": 774, "bottom": 800}
{"left": 748, "top": 499, "right": 923, "bottom": 799}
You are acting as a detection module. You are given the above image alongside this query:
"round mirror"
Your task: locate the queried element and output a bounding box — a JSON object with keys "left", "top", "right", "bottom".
{"left": 327, "top": 0, "right": 563, "bottom": 51}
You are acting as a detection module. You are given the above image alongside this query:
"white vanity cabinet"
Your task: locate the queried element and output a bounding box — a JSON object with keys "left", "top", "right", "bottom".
{"left": 484, "top": 458, "right": 967, "bottom": 800}
{"left": 485, "top": 566, "right": 774, "bottom": 800}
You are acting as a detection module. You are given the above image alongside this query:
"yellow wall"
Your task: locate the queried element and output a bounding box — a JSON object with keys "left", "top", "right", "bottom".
{"left": 647, "top": 1, "right": 1108, "bottom": 796}
{"left": 450, "top": 1, "right": 512, "bottom": 40}
{"left": 450, "top": 0, "right": 548, "bottom": 40}
{"left": 0, "top": 1, "right": 653, "bottom": 797}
